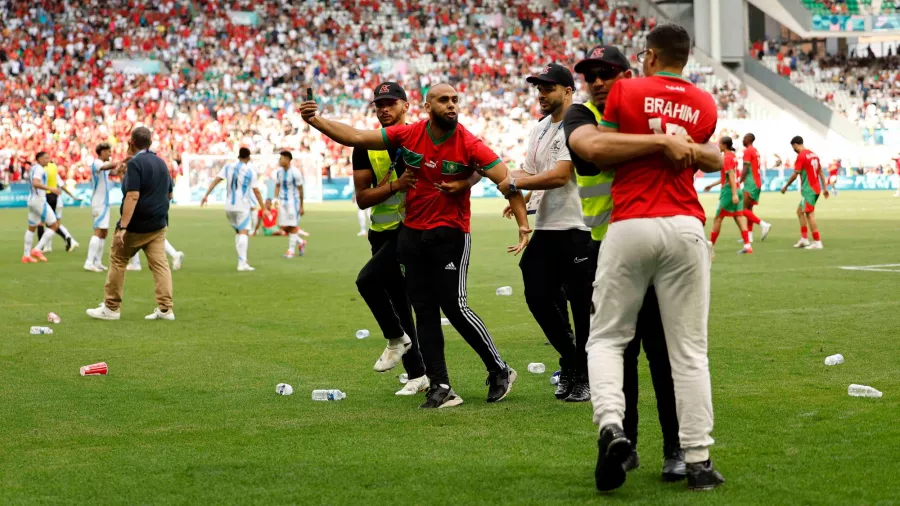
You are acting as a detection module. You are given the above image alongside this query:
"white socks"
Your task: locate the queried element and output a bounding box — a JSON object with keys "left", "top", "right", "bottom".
{"left": 36, "top": 229, "right": 55, "bottom": 251}
{"left": 58, "top": 225, "right": 73, "bottom": 240}
{"left": 98, "top": 238, "right": 106, "bottom": 264}
{"left": 87, "top": 236, "right": 101, "bottom": 265}
{"left": 164, "top": 240, "right": 177, "bottom": 258}
{"left": 130, "top": 254, "right": 142, "bottom": 267}
{"left": 357, "top": 208, "right": 368, "bottom": 233}
{"left": 289, "top": 233, "right": 299, "bottom": 253}
{"left": 24, "top": 230, "right": 34, "bottom": 256}
{"left": 236, "top": 234, "right": 249, "bottom": 263}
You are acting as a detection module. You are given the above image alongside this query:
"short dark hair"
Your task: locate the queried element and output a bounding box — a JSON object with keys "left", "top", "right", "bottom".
{"left": 131, "top": 126, "right": 152, "bottom": 150}
{"left": 280, "top": 151, "right": 293, "bottom": 160}
{"left": 790, "top": 135, "right": 804, "bottom": 146}
{"left": 95, "top": 142, "right": 111, "bottom": 155}
{"left": 35, "top": 151, "right": 47, "bottom": 162}
{"left": 238, "top": 147, "right": 251, "bottom": 159}
{"left": 720, "top": 136, "right": 734, "bottom": 151}
{"left": 745, "top": 133, "right": 756, "bottom": 143}
{"left": 646, "top": 24, "right": 691, "bottom": 68}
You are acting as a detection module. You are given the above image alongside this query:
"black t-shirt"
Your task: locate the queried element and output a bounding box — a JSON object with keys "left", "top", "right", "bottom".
{"left": 563, "top": 103, "right": 604, "bottom": 177}
{"left": 120, "top": 151, "right": 173, "bottom": 233}
{"left": 351, "top": 147, "right": 404, "bottom": 187}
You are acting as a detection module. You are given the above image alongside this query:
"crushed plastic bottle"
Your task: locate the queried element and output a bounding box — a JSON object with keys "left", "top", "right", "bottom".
{"left": 312, "top": 389, "right": 347, "bottom": 401}
{"left": 496, "top": 286, "right": 513, "bottom": 296}
{"left": 275, "top": 383, "right": 294, "bottom": 395}
{"left": 355, "top": 329, "right": 370, "bottom": 339}
{"left": 550, "top": 370, "right": 561, "bottom": 386}
{"left": 30, "top": 326, "right": 53, "bottom": 335}
{"left": 824, "top": 354, "right": 844, "bottom": 366}
{"left": 441, "top": 318, "right": 451, "bottom": 326}
{"left": 527, "top": 362, "right": 546, "bottom": 374}
{"left": 399, "top": 373, "right": 409, "bottom": 384}
{"left": 848, "top": 384, "right": 882, "bottom": 398}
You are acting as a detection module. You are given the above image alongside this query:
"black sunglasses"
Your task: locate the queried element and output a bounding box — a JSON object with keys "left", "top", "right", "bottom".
{"left": 583, "top": 67, "right": 623, "bottom": 82}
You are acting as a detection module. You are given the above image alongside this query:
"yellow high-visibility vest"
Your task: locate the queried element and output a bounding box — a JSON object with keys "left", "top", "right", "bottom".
{"left": 576, "top": 102, "right": 614, "bottom": 241}
{"left": 367, "top": 150, "right": 405, "bottom": 232}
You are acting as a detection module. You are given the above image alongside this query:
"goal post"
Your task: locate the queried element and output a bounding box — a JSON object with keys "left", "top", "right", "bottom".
{"left": 178, "top": 154, "right": 323, "bottom": 205}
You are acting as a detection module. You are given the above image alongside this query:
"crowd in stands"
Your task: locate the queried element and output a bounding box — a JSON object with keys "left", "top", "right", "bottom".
{"left": 1, "top": 0, "right": 768, "bottom": 187}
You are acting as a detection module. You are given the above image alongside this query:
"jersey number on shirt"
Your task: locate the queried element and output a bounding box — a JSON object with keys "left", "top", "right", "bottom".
{"left": 648, "top": 118, "right": 689, "bottom": 137}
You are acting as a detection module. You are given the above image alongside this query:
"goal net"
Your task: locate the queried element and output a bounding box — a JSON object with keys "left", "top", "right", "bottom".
{"left": 179, "top": 154, "right": 324, "bottom": 205}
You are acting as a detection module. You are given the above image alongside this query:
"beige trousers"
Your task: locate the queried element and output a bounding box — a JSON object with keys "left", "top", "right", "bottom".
{"left": 104, "top": 228, "right": 173, "bottom": 313}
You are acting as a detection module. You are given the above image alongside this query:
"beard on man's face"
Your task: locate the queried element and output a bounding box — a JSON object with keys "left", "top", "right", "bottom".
{"left": 432, "top": 113, "right": 458, "bottom": 131}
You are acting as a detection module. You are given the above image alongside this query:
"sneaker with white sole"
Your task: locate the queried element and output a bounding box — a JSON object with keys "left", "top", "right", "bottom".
{"left": 419, "top": 384, "right": 463, "bottom": 409}
{"left": 172, "top": 251, "right": 185, "bottom": 271}
{"left": 237, "top": 263, "right": 255, "bottom": 271}
{"left": 396, "top": 375, "right": 429, "bottom": 396}
{"left": 83, "top": 263, "right": 103, "bottom": 272}
{"left": 737, "top": 245, "right": 753, "bottom": 255}
{"left": 95, "top": 263, "right": 109, "bottom": 271}
{"left": 760, "top": 222, "right": 772, "bottom": 241}
{"left": 805, "top": 241, "right": 824, "bottom": 250}
{"left": 145, "top": 308, "right": 175, "bottom": 320}
{"left": 66, "top": 238, "right": 79, "bottom": 252}
{"left": 793, "top": 238, "right": 810, "bottom": 248}
{"left": 374, "top": 334, "right": 412, "bottom": 372}
{"left": 126, "top": 263, "right": 142, "bottom": 271}
{"left": 86, "top": 304, "right": 120, "bottom": 320}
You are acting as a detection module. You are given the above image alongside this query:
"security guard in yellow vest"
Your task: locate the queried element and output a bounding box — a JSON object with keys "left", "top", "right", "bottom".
{"left": 351, "top": 82, "right": 429, "bottom": 396}
{"left": 567, "top": 45, "right": 685, "bottom": 481}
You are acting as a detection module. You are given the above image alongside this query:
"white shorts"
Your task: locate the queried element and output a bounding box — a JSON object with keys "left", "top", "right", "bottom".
{"left": 28, "top": 202, "right": 57, "bottom": 227}
{"left": 226, "top": 210, "right": 252, "bottom": 231}
{"left": 278, "top": 204, "right": 299, "bottom": 228}
{"left": 92, "top": 205, "right": 111, "bottom": 230}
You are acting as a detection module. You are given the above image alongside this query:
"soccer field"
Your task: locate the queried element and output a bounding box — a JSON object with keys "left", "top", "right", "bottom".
{"left": 1, "top": 192, "right": 898, "bottom": 505}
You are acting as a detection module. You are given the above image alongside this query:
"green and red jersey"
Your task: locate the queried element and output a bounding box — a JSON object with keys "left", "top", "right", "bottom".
{"left": 600, "top": 72, "right": 718, "bottom": 225}
{"left": 382, "top": 120, "right": 501, "bottom": 233}
{"left": 795, "top": 149, "right": 822, "bottom": 194}
{"left": 720, "top": 151, "right": 738, "bottom": 200}
{"left": 742, "top": 145, "right": 761, "bottom": 190}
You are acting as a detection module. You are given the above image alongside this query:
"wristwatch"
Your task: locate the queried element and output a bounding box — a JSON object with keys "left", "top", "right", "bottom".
{"left": 508, "top": 177, "right": 517, "bottom": 193}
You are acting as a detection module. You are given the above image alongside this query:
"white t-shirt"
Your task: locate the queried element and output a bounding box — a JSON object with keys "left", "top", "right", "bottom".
{"left": 91, "top": 160, "right": 110, "bottom": 208}
{"left": 28, "top": 163, "right": 47, "bottom": 207}
{"left": 217, "top": 161, "right": 259, "bottom": 212}
{"left": 276, "top": 167, "right": 304, "bottom": 210}
{"left": 522, "top": 115, "right": 587, "bottom": 231}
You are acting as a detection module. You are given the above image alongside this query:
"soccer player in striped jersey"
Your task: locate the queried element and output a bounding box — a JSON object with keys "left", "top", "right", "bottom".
{"left": 273, "top": 151, "right": 307, "bottom": 258}
{"left": 200, "top": 148, "right": 267, "bottom": 271}
{"left": 84, "top": 143, "right": 124, "bottom": 271}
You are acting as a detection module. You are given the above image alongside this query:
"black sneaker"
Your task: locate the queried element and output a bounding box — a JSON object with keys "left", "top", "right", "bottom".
{"left": 686, "top": 459, "right": 725, "bottom": 491}
{"left": 554, "top": 370, "right": 574, "bottom": 399}
{"left": 623, "top": 450, "right": 640, "bottom": 472}
{"left": 595, "top": 424, "right": 633, "bottom": 492}
{"left": 419, "top": 384, "right": 463, "bottom": 409}
{"left": 661, "top": 445, "right": 687, "bottom": 481}
{"left": 565, "top": 377, "right": 590, "bottom": 402}
{"left": 486, "top": 367, "right": 517, "bottom": 403}
{"left": 65, "top": 236, "right": 73, "bottom": 252}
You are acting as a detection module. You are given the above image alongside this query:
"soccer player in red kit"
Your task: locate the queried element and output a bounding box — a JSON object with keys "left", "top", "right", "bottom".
{"left": 739, "top": 134, "right": 772, "bottom": 241}
{"left": 781, "top": 136, "right": 829, "bottom": 249}
{"left": 567, "top": 24, "right": 726, "bottom": 491}
{"left": 826, "top": 159, "right": 840, "bottom": 196}
{"left": 704, "top": 136, "right": 752, "bottom": 254}
{"left": 300, "top": 84, "right": 530, "bottom": 409}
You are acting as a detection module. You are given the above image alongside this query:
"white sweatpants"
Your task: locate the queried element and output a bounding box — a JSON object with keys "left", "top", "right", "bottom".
{"left": 587, "top": 215, "right": 714, "bottom": 464}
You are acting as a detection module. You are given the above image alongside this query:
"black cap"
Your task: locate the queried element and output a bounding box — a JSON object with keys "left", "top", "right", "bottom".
{"left": 574, "top": 45, "right": 631, "bottom": 73}
{"left": 372, "top": 82, "right": 408, "bottom": 102}
{"left": 526, "top": 63, "right": 575, "bottom": 88}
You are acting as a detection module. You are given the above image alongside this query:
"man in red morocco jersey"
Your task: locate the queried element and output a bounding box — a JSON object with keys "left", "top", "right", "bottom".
{"left": 738, "top": 134, "right": 772, "bottom": 242}
{"left": 567, "top": 24, "right": 726, "bottom": 491}
{"left": 781, "top": 136, "right": 829, "bottom": 249}
{"left": 300, "top": 83, "right": 530, "bottom": 409}
{"left": 703, "top": 137, "right": 752, "bottom": 254}
{"left": 826, "top": 158, "right": 840, "bottom": 196}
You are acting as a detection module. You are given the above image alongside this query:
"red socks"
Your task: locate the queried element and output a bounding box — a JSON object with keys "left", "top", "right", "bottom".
{"left": 744, "top": 210, "right": 761, "bottom": 225}
{"left": 801, "top": 226, "right": 808, "bottom": 239}
{"left": 710, "top": 231, "right": 719, "bottom": 245}
{"left": 741, "top": 230, "right": 750, "bottom": 245}
{"left": 812, "top": 231, "right": 820, "bottom": 241}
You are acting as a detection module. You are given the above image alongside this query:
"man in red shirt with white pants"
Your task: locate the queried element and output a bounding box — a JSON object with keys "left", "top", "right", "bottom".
{"left": 568, "top": 25, "right": 726, "bottom": 491}
{"left": 301, "top": 84, "right": 530, "bottom": 409}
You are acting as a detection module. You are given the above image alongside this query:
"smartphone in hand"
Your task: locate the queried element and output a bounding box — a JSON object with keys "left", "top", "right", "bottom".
{"left": 306, "top": 88, "right": 313, "bottom": 101}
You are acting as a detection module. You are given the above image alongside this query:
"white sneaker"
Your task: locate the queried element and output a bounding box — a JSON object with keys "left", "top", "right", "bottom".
{"left": 83, "top": 263, "right": 103, "bottom": 272}
{"left": 357, "top": 230, "right": 368, "bottom": 237}
{"left": 145, "top": 308, "right": 175, "bottom": 320}
{"left": 42, "top": 244, "right": 53, "bottom": 253}
{"left": 126, "top": 263, "right": 142, "bottom": 271}
{"left": 805, "top": 241, "right": 824, "bottom": 250}
{"left": 760, "top": 222, "right": 772, "bottom": 241}
{"left": 374, "top": 334, "right": 412, "bottom": 372}
{"left": 297, "top": 228, "right": 310, "bottom": 237}
{"left": 67, "top": 238, "right": 80, "bottom": 252}
{"left": 793, "top": 239, "right": 810, "bottom": 248}
{"left": 237, "top": 263, "right": 255, "bottom": 271}
{"left": 396, "top": 375, "right": 430, "bottom": 396}
{"left": 95, "top": 263, "right": 109, "bottom": 271}
{"left": 172, "top": 251, "right": 185, "bottom": 271}
{"left": 86, "top": 304, "right": 120, "bottom": 320}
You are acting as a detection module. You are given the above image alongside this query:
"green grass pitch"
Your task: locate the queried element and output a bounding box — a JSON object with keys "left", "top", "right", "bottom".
{"left": 1, "top": 192, "right": 898, "bottom": 505}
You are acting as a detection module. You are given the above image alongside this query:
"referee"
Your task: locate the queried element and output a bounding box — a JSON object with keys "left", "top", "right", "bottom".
{"left": 352, "top": 83, "right": 428, "bottom": 395}
{"left": 37, "top": 155, "right": 79, "bottom": 253}
{"left": 301, "top": 83, "right": 530, "bottom": 409}
{"left": 497, "top": 64, "right": 593, "bottom": 403}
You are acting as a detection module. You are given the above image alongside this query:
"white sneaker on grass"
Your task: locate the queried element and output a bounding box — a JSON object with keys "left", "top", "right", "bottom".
{"left": 86, "top": 304, "right": 120, "bottom": 321}
{"left": 237, "top": 263, "right": 255, "bottom": 271}
{"left": 172, "top": 251, "right": 185, "bottom": 271}
{"left": 805, "top": 241, "right": 824, "bottom": 250}
{"left": 374, "top": 334, "right": 412, "bottom": 372}
{"left": 83, "top": 263, "right": 103, "bottom": 272}
{"left": 145, "top": 308, "right": 175, "bottom": 320}
{"left": 760, "top": 222, "right": 772, "bottom": 241}
{"left": 396, "top": 375, "right": 429, "bottom": 396}
{"left": 793, "top": 238, "right": 810, "bottom": 248}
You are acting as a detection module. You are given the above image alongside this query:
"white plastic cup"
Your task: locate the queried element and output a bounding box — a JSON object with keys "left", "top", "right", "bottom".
{"left": 355, "top": 329, "right": 370, "bottom": 339}
{"left": 276, "top": 383, "right": 294, "bottom": 395}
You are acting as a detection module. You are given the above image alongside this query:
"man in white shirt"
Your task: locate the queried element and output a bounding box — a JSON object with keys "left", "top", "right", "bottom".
{"left": 84, "top": 142, "right": 123, "bottom": 271}
{"left": 200, "top": 148, "right": 267, "bottom": 271}
{"left": 497, "top": 64, "right": 594, "bottom": 402}
{"left": 22, "top": 152, "right": 62, "bottom": 263}
{"left": 273, "top": 151, "right": 307, "bottom": 258}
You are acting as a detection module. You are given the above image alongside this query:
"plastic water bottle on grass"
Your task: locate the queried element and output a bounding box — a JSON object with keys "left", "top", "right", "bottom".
{"left": 848, "top": 384, "right": 882, "bottom": 398}
{"left": 496, "top": 286, "right": 513, "bottom": 296}
{"left": 399, "top": 374, "right": 409, "bottom": 384}
{"left": 550, "top": 370, "right": 561, "bottom": 386}
{"left": 355, "top": 329, "right": 370, "bottom": 339}
{"left": 527, "top": 363, "right": 546, "bottom": 374}
{"left": 30, "top": 326, "right": 53, "bottom": 335}
{"left": 312, "top": 390, "right": 346, "bottom": 401}
{"left": 824, "top": 354, "right": 844, "bottom": 366}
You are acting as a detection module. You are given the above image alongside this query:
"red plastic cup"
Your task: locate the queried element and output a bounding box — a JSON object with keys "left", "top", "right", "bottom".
{"left": 80, "top": 362, "right": 108, "bottom": 376}
{"left": 48, "top": 312, "right": 61, "bottom": 324}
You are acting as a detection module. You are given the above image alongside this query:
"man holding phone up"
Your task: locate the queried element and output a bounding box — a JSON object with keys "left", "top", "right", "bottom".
{"left": 302, "top": 84, "right": 531, "bottom": 408}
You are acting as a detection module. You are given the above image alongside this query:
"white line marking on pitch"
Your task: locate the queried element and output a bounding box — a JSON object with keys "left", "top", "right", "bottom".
{"left": 840, "top": 264, "right": 900, "bottom": 273}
